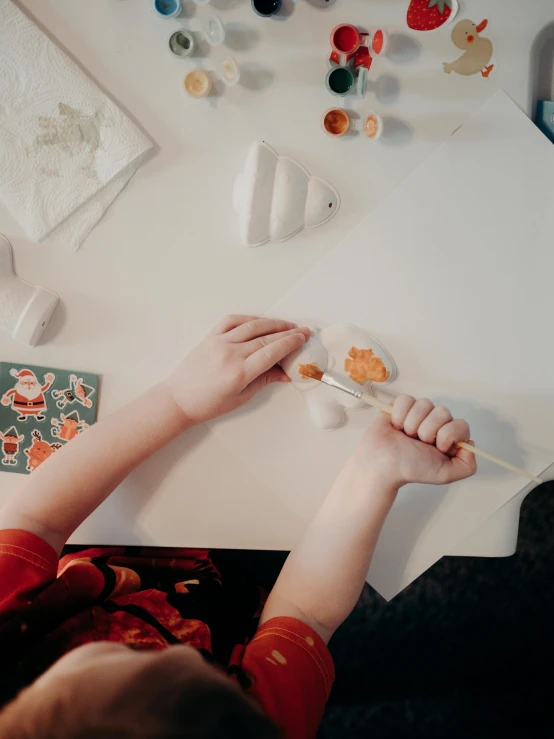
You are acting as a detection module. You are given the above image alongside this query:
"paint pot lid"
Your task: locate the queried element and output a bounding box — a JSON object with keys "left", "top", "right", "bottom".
{"left": 356, "top": 67, "right": 368, "bottom": 97}
{"left": 371, "top": 29, "right": 389, "bottom": 56}
{"left": 202, "top": 14, "right": 225, "bottom": 45}
{"left": 220, "top": 57, "right": 240, "bottom": 86}
{"left": 362, "top": 111, "right": 383, "bottom": 140}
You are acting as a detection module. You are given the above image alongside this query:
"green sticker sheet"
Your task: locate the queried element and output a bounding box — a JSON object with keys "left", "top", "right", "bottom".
{"left": 0, "top": 362, "right": 99, "bottom": 475}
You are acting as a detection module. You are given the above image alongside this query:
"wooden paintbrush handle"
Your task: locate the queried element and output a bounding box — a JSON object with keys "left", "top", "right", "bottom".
{"left": 360, "top": 392, "right": 541, "bottom": 484}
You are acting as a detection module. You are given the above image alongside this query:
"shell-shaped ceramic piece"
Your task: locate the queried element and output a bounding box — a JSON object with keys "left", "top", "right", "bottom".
{"left": 233, "top": 142, "right": 340, "bottom": 247}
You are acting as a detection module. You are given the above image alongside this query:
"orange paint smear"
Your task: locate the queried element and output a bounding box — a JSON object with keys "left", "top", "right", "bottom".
{"left": 344, "top": 347, "right": 390, "bottom": 384}
{"left": 298, "top": 362, "right": 323, "bottom": 381}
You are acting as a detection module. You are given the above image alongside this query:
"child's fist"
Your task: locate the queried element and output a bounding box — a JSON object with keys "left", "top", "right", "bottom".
{"left": 352, "top": 395, "right": 477, "bottom": 489}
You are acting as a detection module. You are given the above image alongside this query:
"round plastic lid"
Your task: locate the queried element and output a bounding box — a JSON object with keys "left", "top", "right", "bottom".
{"left": 202, "top": 14, "right": 225, "bottom": 46}
{"left": 371, "top": 29, "right": 389, "bottom": 56}
{"left": 221, "top": 57, "right": 240, "bottom": 86}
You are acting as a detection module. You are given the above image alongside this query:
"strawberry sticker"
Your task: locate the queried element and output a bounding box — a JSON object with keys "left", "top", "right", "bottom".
{"left": 407, "top": 0, "right": 459, "bottom": 32}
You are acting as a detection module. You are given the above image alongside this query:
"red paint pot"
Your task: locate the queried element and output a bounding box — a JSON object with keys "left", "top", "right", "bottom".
{"left": 331, "top": 24, "right": 361, "bottom": 55}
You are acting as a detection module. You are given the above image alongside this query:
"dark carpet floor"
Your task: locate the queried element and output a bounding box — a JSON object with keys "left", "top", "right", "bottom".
{"left": 318, "top": 481, "right": 554, "bottom": 739}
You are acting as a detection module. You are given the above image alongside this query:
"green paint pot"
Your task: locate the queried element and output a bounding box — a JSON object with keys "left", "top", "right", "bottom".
{"left": 169, "top": 29, "right": 195, "bottom": 58}
{"left": 325, "top": 67, "right": 355, "bottom": 97}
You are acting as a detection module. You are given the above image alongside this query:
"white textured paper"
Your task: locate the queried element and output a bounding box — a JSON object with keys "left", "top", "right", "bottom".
{"left": 0, "top": 0, "right": 153, "bottom": 250}
{"left": 210, "top": 91, "right": 554, "bottom": 600}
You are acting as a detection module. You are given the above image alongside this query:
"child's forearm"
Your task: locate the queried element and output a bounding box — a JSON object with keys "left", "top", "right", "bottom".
{"left": 0, "top": 383, "right": 190, "bottom": 554}
{"left": 260, "top": 462, "right": 398, "bottom": 643}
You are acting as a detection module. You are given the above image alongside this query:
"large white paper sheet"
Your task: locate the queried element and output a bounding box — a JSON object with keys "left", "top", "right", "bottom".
{"left": 210, "top": 91, "right": 554, "bottom": 599}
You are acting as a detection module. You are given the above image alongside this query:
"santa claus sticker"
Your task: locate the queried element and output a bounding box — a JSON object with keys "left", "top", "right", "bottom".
{"left": 1, "top": 368, "right": 55, "bottom": 421}
{"left": 0, "top": 361, "right": 99, "bottom": 475}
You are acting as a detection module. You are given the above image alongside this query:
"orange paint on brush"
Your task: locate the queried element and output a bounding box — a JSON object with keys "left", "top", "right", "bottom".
{"left": 298, "top": 362, "right": 323, "bottom": 381}
{"left": 344, "top": 347, "right": 390, "bottom": 384}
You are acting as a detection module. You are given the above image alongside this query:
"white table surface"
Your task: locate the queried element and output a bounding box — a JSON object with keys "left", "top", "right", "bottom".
{"left": 1, "top": 0, "right": 553, "bottom": 552}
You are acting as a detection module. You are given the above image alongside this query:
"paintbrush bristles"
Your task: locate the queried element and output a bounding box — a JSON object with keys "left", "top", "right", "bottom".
{"left": 298, "top": 362, "right": 324, "bottom": 382}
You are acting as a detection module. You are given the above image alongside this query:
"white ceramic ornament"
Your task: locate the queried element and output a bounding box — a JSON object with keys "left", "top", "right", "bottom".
{"left": 0, "top": 235, "right": 59, "bottom": 346}
{"left": 281, "top": 324, "right": 397, "bottom": 430}
{"left": 233, "top": 142, "right": 340, "bottom": 247}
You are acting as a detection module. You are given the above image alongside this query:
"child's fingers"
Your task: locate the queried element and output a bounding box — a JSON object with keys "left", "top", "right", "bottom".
{"left": 227, "top": 318, "right": 296, "bottom": 344}
{"left": 211, "top": 315, "right": 260, "bottom": 335}
{"left": 245, "top": 331, "right": 306, "bottom": 381}
{"left": 243, "top": 327, "right": 311, "bottom": 357}
{"left": 402, "top": 398, "right": 435, "bottom": 437}
{"left": 244, "top": 366, "right": 290, "bottom": 395}
{"left": 391, "top": 395, "right": 416, "bottom": 430}
{"left": 448, "top": 441, "right": 477, "bottom": 478}
{"left": 435, "top": 419, "right": 471, "bottom": 455}
{"left": 416, "top": 406, "right": 453, "bottom": 445}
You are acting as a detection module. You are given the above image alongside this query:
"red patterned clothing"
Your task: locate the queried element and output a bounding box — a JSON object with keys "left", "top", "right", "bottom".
{"left": 0, "top": 530, "right": 334, "bottom": 739}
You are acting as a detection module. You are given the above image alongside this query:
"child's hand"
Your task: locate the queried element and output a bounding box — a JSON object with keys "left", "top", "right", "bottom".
{"left": 351, "top": 395, "right": 477, "bottom": 489}
{"left": 165, "top": 315, "right": 310, "bottom": 424}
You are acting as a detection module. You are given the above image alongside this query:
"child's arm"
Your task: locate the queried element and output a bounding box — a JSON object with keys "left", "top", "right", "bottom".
{"left": 0, "top": 316, "right": 310, "bottom": 554}
{"left": 260, "top": 396, "right": 477, "bottom": 643}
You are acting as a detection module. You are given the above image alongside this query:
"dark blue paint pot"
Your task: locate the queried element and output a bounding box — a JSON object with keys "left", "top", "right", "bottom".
{"left": 252, "top": 0, "right": 281, "bottom": 18}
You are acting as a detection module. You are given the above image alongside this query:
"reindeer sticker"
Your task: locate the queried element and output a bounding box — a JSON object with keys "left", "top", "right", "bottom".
{"left": 24, "top": 430, "right": 62, "bottom": 472}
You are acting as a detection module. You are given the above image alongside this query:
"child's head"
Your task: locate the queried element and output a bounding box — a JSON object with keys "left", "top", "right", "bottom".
{"left": 0, "top": 642, "right": 280, "bottom": 738}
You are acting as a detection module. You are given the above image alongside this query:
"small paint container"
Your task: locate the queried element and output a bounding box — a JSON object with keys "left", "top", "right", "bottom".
{"left": 153, "top": 0, "right": 181, "bottom": 19}
{"left": 325, "top": 66, "right": 355, "bottom": 96}
{"left": 322, "top": 110, "right": 383, "bottom": 140}
{"left": 184, "top": 69, "right": 212, "bottom": 98}
{"left": 322, "top": 108, "right": 350, "bottom": 137}
{"left": 330, "top": 23, "right": 369, "bottom": 65}
{"left": 168, "top": 29, "right": 195, "bottom": 58}
{"left": 252, "top": 0, "right": 281, "bottom": 18}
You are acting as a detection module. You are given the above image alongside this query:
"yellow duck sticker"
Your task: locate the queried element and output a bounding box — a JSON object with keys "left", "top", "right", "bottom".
{"left": 443, "top": 19, "right": 494, "bottom": 78}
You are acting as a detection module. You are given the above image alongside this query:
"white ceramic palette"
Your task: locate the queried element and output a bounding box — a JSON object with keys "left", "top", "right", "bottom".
{"left": 280, "top": 324, "right": 396, "bottom": 429}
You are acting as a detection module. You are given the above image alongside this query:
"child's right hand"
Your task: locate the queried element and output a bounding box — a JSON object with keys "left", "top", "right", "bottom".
{"left": 165, "top": 315, "right": 311, "bottom": 425}
{"left": 350, "top": 395, "right": 477, "bottom": 490}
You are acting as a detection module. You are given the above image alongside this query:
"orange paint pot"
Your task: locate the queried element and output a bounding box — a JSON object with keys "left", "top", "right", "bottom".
{"left": 322, "top": 108, "right": 350, "bottom": 138}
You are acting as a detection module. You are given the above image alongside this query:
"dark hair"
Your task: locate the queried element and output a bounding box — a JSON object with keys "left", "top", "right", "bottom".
{"left": 0, "top": 657, "right": 282, "bottom": 739}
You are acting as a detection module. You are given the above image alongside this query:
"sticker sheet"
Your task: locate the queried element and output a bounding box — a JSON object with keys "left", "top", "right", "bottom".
{"left": 0, "top": 362, "right": 99, "bottom": 475}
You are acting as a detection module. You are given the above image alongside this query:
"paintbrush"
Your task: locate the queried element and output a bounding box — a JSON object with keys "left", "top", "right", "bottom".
{"left": 299, "top": 363, "right": 542, "bottom": 485}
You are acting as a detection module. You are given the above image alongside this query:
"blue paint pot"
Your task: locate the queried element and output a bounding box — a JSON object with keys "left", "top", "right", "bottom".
{"left": 252, "top": 0, "right": 281, "bottom": 18}
{"left": 153, "top": 0, "right": 182, "bottom": 18}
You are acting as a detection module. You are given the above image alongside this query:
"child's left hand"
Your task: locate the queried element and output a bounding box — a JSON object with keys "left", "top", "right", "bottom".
{"left": 165, "top": 315, "right": 310, "bottom": 424}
